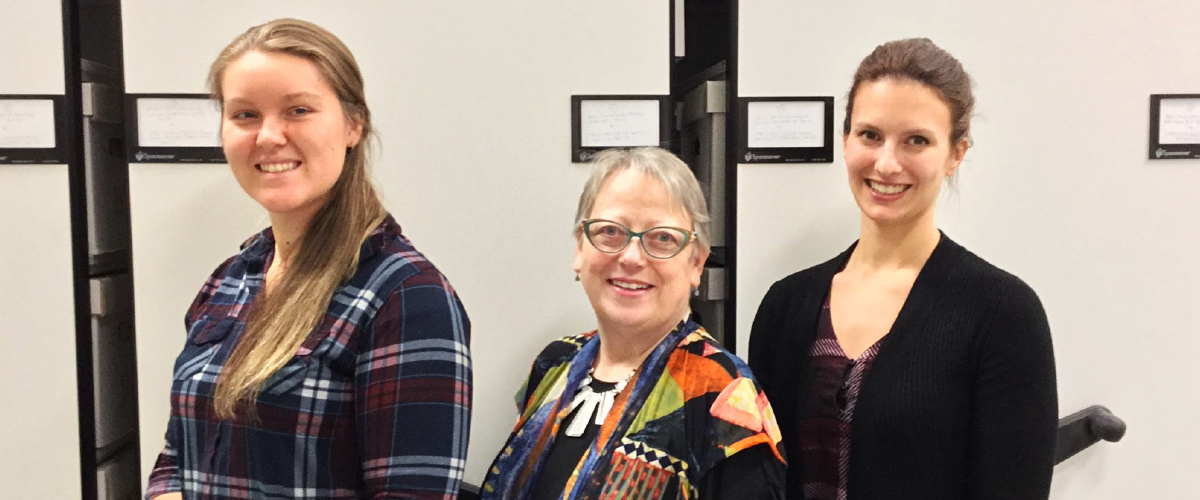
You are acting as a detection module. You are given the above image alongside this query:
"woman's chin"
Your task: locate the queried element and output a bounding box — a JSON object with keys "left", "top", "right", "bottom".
{"left": 595, "top": 309, "right": 657, "bottom": 333}
{"left": 857, "top": 203, "right": 911, "bottom": 226}
{"left": 254, "top": 197, "right": 319, "bottom": 220}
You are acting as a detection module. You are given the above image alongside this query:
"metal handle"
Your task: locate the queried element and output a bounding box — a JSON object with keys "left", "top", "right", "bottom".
{"left": 458, "top": 482, "right": 481, "bottom": 500}
{"left": 1086, "top": 405, "right": 1127, "bottom": 443}
{"left": 1055, "top": 405, "right": 1126, "bottom": 465}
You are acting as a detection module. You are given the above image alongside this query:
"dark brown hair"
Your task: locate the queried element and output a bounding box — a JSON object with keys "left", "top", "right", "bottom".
{"left": 843, "top": 38, "right": 974, "bottom": 144}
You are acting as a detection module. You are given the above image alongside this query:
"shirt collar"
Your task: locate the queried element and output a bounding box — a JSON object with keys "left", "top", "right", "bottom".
{"left": 234, "top": 213, "right": 399, "bottom": 270}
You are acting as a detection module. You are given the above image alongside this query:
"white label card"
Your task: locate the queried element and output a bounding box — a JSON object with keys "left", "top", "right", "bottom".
{"left": 747, "top": 101, "right": 824, "bottom": 148}
{"left": 1159, "top": 98, "right": 1200, "bottom": 145}
{"left": 137, "top": 98, "right": 221, "bottom": 148}
{"left": 0, "top": 99, "right": 56, "bottom": 149}
{"left": 579, "top": 100, "right": 660, "bottom": 148}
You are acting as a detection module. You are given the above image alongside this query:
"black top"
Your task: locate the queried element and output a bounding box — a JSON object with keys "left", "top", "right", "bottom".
{"left": 530, "top": 379, "right": 616, "bottom": 500}
{"left": 749, "top": 234, "right": 1058, "bottom": 500}
{"left": 531, "top": 379, "right": 785, "bottom": 500}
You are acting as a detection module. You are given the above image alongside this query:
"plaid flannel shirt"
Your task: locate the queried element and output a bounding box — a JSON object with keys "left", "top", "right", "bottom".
{"left": 146, "top": 215, "right": 472, "bottom": 499}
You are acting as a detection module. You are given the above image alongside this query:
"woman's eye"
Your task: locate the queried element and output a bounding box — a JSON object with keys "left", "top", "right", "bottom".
{"left": 599, "top": 226, "right": 620, "bottom": 236}
{"left": 648, "top": 230, "right": 679, "bottom": 245}
{"left": 858, "top": 130, "right": 879, "bottom": 141}
{"left": 908, "top": 135, "right": 930, "bottom": 146}
{"left": 230, "top": 111, "right": 257, "bottom": 120}
{"left": 290, "top": 106, "right": 312, "bottom": 116}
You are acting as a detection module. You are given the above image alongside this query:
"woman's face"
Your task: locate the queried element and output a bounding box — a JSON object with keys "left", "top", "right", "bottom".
{"left": 219, "top": 51, "right": 362, "bottom": 223}
{"left": 574, "top": 170, "right": 708, "bottom": 336}
{"left": 843, "top": 78, "right": 966, "bottom": 228}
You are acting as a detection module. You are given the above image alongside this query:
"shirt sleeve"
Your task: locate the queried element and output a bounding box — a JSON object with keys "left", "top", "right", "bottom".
{"left": 696, "top": 445, "right": 786, "bottom": 500}
{"left": 144, "top": 427, "right": 182, "bottom": 498}
{"left": 966, "top": 280, "right": 1058, "bottom": 499}
{"left": 698, "top": 372, "right": 787, "bottom": 500}
{"left": 145, "top": 261, "right": 233, "bottom": 499}
{"left": 749, "top": 280, "right": 791, "bottom": 398}
{"left": 355, "top": 272, "right": 472, "bottom": 499}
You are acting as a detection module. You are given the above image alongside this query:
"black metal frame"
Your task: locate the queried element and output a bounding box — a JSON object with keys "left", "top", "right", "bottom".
{"left": 61, "top": 0, "right": 97, "bottom": 498}
{"left": 724, "top": 0, "right": 739, "bottom": 353}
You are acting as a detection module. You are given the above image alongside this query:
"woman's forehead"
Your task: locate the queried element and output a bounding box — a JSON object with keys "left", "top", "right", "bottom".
{"left": 592, "top": 181, "right": 690, "bottom": 226}
{"left": 852, "top": 78, "right": 952, "bottom": 128}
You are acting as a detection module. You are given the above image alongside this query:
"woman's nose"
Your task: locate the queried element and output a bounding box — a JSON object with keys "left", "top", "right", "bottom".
{"left": 256, "top": 116, "right": 287, "bottom": 147}
{"left": 617, "top": 236, "right": 648, "bottom": 266}
{"left": 874, "top": 142, "right": 902, "bottom": 175}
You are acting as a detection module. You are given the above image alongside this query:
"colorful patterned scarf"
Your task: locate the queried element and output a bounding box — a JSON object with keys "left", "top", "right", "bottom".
{"left": 482, "top": 318, "right": 784, "bottom": 500}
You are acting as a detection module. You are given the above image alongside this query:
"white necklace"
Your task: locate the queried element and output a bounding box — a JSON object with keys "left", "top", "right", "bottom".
{"left": 563, "top": 368, "right": 635, "bottom": 438}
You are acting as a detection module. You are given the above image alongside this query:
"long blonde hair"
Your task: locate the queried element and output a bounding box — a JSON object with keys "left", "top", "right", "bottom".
{"left": 208, "top": 19, "right": 386, "bottom": 419}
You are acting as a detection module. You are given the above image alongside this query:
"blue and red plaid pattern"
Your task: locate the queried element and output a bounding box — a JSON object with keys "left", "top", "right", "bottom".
{"left": 146, "top": 215, "right": 472, "bottom": 500}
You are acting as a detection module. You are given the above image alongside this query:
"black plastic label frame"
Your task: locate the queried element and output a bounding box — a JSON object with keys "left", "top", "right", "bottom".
{"left": 571, "top": 95, "right": 672, "bottom": 163}
{"left": 737, "top": 96, "right": 834, "bottom": 164}
{"left": 0, "top": 94, "right": 67, "bottom": 165}
{"left": 1149, "top": 94, "right": 1200, "bottom": 160}
{"left": 125, "top": 93, "right": 226, "bottom": 163}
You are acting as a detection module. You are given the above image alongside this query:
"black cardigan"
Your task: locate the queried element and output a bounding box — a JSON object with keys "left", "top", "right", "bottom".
{"left": 749, "top": 234, "right": 1057, "bottom": 500}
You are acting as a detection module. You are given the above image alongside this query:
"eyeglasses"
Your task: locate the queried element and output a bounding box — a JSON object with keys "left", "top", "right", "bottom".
{"left": 580, "top": 219, "right": 696, "bottom": 259}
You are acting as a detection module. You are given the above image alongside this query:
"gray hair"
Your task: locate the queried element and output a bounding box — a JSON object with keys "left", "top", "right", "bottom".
{"left": 573, "top": 147, "right": 712, "bottom": 254}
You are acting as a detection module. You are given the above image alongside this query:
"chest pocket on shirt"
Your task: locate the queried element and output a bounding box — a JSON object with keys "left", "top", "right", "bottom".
{"left": 259, "top": 358, "right": 312, "bottom": 396}
{"left": 259, "top": 322, "right": 331, "bottom": 396}
{"left": 177, "top": 313, "right": 324, "bottom": 396}
{"left": 172, "top": 315, "right": 236, "bottom": 383}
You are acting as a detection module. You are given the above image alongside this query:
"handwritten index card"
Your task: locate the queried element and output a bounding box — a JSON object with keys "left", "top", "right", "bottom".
{"left": 1159, "top": 97, "right": 1200, "bottom": 145}
{"left": 746, "top": 100, "right": 825, "bottom": 149}
{"left": 0, "top": 99, "right": 56, "bottom": 148}
{"left": 579, "top": 99, "right": 660, "bottom": 148}
{"left": 137, "top": 97, "right": 221, "bottom": 148}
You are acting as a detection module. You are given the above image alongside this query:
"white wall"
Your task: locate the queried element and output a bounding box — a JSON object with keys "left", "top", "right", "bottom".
{"left": 0, "top": 1, "right": 82, "bottom": 498}
{"left": 123, "top": 1, "right": 668, "bottom": 487}
{"left": 737, "top": 2, "right": 1200, "bottom": 498}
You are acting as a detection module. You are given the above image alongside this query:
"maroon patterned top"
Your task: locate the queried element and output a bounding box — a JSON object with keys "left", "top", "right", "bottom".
{"left": 797, "top": 295, "right": 884, "bottom": 500}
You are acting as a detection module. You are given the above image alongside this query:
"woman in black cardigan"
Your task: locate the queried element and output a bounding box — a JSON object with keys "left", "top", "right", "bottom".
{"left": 749, "top": 38, "right": 1057, "bottom": 500}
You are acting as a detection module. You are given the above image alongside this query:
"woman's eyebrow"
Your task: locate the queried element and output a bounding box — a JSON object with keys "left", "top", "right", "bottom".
{"left": 282, "top": 92, "right": 322, "bottom": 101}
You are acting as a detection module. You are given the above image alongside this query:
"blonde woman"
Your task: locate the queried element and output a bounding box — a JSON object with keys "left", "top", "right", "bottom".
{"left": 146, "top": 19, "right": 471, "bottom": 499}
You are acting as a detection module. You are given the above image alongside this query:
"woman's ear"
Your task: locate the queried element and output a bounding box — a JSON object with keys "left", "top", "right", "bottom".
{"left": 346, "top": 120, "right": 364, "bottom": 149}
{"left": 573, "top": 235, "right": 584, "bottom": 275}
{"left": 689, "top": 247, "right": 709, "bottom": 289}
{"left": 946, "top": 137, "right": 969, "bottom": 176}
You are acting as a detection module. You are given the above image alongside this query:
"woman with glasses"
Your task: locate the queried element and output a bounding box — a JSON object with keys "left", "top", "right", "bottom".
{"left": 482, "top": 147, "right": 785, "bottom": 499}
{"left": 749, "top": 38, "right": 1057, "bottom": 499}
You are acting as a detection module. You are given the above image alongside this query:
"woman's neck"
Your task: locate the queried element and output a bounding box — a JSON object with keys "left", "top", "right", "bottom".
{"left": 592, "top": 308, "right": 688, "bottom": 382}
{"left": 850, "top": 212, "right": 941, "bottom": 272}
{"left": 266, "top": 211, "right": 313, "bottom": 285}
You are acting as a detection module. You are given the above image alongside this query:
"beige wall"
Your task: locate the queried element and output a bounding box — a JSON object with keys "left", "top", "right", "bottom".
{"left": 0, "top": 2, "right": 80, "bottom": 497}
{"left": 122, "top": 0, "right": 668, "bottom": 487}
{"left": 0, "top": 166, "right": 81, "bottom": 498}
{"left": 736, "top": 1, "right": 1200, "bottom": 498}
